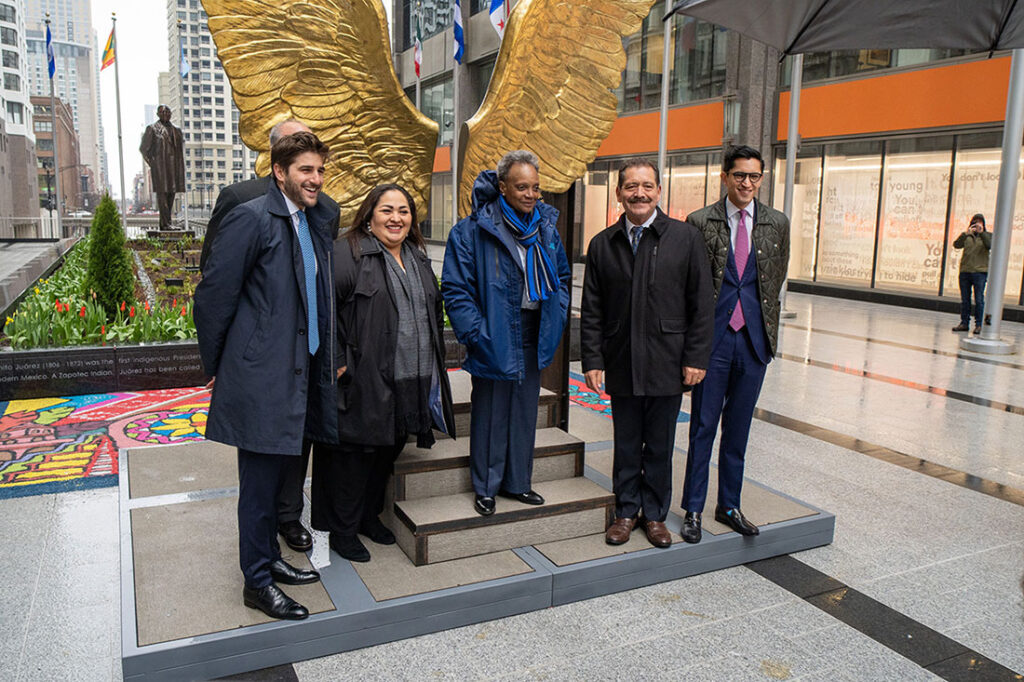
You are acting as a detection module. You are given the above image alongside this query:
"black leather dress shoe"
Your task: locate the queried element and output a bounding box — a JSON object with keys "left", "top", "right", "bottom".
{"left": 474, "top": 495, "right": 496, "bottom": 516}
{"left": 330, "top": 534, "right": 370, "bottom": 562}
{"left": 269, "top": 559, "right": 320, "bottom": 585}
{"left": 278, "top": 520, "right": 313, "bottom": 552}
{"left": 497, "top": 489, "right": 545, "bottom": 505}
{"left": 243, "top": 584, "right": 308, "bottom": 620}
{"left": 359, "top": 517, "right": 396, "bottom": 545}
{"left": 714, "top": 506, "right": 759, "bottom": 536}
{"left": 681, "top": 511, "right": 703, "bottom": 544}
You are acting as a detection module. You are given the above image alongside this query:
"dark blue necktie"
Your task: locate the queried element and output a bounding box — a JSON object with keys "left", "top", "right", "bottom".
{"left": 630, "top": 225, "right": 644, "bottom": 254}
{"left": 296, "top": 210, "right": 319, "bottom": 355}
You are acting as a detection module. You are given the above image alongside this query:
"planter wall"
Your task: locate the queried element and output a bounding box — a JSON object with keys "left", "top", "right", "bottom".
{"left": 0, "top": 342, "right": 208, "bottom": 401}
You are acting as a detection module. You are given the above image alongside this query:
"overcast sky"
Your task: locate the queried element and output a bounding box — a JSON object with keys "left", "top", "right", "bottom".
{"left": 91, "top": 0, "right": 395, "bottom": 202}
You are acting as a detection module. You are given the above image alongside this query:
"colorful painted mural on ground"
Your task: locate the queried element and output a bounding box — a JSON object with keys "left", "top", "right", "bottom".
{"left": 0, "top": 375, "right": 674, "bottom": 499}
{"left": 0, "top": 387, "right": 210, "bottom": 499}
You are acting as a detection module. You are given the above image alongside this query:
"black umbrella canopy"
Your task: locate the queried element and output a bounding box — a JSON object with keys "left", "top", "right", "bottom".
{"left": 667, "top": 0, "right": 1024, "bottom": 53}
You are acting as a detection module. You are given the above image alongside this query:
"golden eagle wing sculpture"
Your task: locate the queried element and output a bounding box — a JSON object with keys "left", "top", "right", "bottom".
{"left": 202, "top": 0, "right": 438, "bottom": 227}
{"left": 458, "top": 0, "right": 656, "bottom": 218}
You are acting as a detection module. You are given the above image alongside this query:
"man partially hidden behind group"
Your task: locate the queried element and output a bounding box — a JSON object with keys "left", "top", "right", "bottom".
{"left": 139, "top": 105, "right": 185, "bottom": 230}
{"left": 195, "top": 131, "right": 338, "bottom": 620}
{"left": 200, "top": 120, "right": 340, "bottom": 558}
{"left": 680, "top": 145, "right": 790, "bottom": 543}
{"left": 581, "top": 158, "right": 714, "bottom": 548}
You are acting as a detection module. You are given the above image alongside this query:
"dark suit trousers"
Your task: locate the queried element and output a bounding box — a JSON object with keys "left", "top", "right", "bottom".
{"left": 469, "top": 311, "right": 541, "bottom": 498}
{"left": 609, "top": 394, "right": 682, "bottom": 522}
{"left": 682, "top": 327, "right": 767, "bottom": 512}
{"left": 237, "top": 448, "right": 299, "bottom": 589}
{"left": 276, "top": 443, "right": 311, "bottom": 523}
{"left": 311, "top": 439, "right": 404, "bottom": 538}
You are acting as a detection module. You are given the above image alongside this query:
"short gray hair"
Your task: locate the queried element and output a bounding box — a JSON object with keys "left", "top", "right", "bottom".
{"left": 269, "top": 119, "right": 310, "bottom": 146}
{"left": 497, "top": 150, "right": 540, "bottom": 182}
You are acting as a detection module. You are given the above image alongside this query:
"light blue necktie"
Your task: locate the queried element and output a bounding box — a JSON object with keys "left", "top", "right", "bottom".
{"left": 295, "top": 210, "right": 319, "bottom": 355}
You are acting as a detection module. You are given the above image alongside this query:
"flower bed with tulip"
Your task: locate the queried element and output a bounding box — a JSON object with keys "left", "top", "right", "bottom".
{"left": 2, "top": 235, "right": 197, "bottom": 351}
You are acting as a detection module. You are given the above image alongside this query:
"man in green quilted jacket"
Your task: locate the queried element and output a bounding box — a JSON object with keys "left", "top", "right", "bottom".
{"left": 679, "top": 145, "right": 790, "bottom": 544}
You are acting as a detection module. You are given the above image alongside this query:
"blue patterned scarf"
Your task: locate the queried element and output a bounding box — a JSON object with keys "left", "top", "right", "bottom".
{"left": 498, "top": 195, "right": 557, "bottom": 302}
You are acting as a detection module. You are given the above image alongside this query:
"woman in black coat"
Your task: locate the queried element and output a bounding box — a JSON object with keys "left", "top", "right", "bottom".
{"left": 312, "top": 184, "right": 455, "bottom": 563}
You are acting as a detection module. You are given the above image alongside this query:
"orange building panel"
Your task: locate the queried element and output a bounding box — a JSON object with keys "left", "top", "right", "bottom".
{"left": 597, "top": 101, "right": 724, "bottom": 157}
{"left": 778, "top": 57, "right": 1011, "bottom": 141}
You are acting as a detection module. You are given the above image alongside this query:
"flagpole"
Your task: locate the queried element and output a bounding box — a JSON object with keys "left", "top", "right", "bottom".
{"left": 178, "top": 19, "right": 190, "bottom": 234}
{"left": 415, "top": 1, "right": 422, "bottom": 110}
{"left": 657, "top": 0, "right": 672, "bottom": 189}
{"left": 45, "top": 15, "right": 63, "bottom": 238}
{"left": 452, "top": 0, "right": 463, "bottom": 222}
{"left": 111, "top": 14, "right": 127, "bottom": 228}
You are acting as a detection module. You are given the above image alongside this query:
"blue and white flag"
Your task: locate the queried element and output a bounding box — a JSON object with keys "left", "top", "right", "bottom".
{"left": 45, "top": 24, "right": 55, "bottom": 78}
{"left": 453, "top": 0, "right": 464, "bottom": 65}
{"left": 179, "top": 41, "right": 191, "bottom": 78}
{"left": 489, "top": 0, "right": 508, "bottom": 39}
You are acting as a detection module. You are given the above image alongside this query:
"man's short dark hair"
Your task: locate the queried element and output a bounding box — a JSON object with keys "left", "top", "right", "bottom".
{"left": 617, "top": 158, "right": 660, "bottom": 188}
{"left": 723, "top": 145, "right": 764, "bottom": 173}
{"left": 271, "top": 131, "right": 329, "bottom": 173}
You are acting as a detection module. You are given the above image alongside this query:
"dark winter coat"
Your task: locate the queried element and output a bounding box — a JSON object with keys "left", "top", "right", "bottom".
{"left": 195, "top": 182, "right": 339, "bottom": 455}
{"left": 580, "top": 209, "right": 714, "bottom": 396}
{"left": 334, "top": 234, "right": 455, "bottom": 446}
{"left": 441, "top": 170, "right": 571, "bottom": 381}
{"left": 686, "top": 198, "right": 790, "bottom": 355}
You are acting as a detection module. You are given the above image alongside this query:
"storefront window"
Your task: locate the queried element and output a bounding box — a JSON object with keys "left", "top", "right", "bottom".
{"left": 666, "top": 153, "right": 708, "bottom": 222}
{"left": 874, "top": 137, "right": 953, "bottom": 294}
{"left": 706, "top": 154, "right": 722, "bottom": 205}
{"left": 945, "top": 133, "right": 1024, "bottom": 303}
{"left": 815, "top": 141, "right": 882, "bottom": 286}
{"left": 426, "top": 172, "right": 453, "bottom": 242}
{"left": 581, "top": 164, "right": 611, "bottom": 256}
{"left": 772, "top": 147, "right": 823, "bottom": 281}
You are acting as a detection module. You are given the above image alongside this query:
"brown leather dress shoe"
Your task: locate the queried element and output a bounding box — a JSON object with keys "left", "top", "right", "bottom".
{"left": 605, "top": 517, "right": 635, "bottom": 545}
{"left": 644, "top": 520, "right": 673, "bottom": 548}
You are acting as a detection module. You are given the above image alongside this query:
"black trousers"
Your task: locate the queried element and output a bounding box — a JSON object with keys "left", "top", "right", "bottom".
{"left": 609, "top": 393, "right": 683, "bottom": 523}
{"left": 276, "top": 442, "right": 311, "bottom": 523}
{"left": 237, "top": 448, "right": 299, "bottom": 589}
{"left": 311, "top": 438, "right": 405, "bottom": 538}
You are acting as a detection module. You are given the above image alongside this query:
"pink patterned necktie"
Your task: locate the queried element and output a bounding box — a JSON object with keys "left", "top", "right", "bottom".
{"left": 729, "top": 208, "right": 748, "bottom": 332}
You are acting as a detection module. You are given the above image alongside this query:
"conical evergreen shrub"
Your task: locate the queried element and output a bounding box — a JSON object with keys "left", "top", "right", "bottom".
{"left": 86, "top": 195, "right": 135, "bottom": 317}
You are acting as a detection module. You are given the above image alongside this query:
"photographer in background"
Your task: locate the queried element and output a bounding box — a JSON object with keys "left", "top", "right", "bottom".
{"left": 952, "top": 213, "right": 992, "bottom": 335}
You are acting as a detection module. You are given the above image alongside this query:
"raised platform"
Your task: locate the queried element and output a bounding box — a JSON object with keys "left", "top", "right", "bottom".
{"left": 118, "top": 440, "right": 834, "bottom": 680}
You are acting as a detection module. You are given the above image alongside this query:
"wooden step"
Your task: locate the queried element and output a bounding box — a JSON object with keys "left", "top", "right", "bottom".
{"left": 447, "top": 369, "right": 558, "bottom": 432}
{"left": 393, "top": 427, "right": 584, "bottom": 501}
{"left": 393, "top": 477, "right": 615, "bottom": 565}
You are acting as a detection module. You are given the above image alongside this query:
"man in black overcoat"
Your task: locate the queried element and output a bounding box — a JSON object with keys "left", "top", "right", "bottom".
{"left": 200, "top": 119, "right": 339, "bottom": 555}
{"left": 580, "top": 158, "right": 714, "bottom": 548}
{"left": 195, "top": 132, "right": 338, "bottom": 620}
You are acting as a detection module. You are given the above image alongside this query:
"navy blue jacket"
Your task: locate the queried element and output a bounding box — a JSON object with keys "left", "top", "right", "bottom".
{"left": 715, "top": 239, "right": 772, "bottom": 365}
{"left": 441, "top": 170, "right": 571, "bottom": 381}
{"left": 195, "top": 182, "right": 339, "bottom": 455}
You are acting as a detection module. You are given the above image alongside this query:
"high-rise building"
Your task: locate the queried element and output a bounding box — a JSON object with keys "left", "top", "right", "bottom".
{"left": 23, "top": 0, "right": 103, "bottom": 198}
{"left": 1, "top": 0, "right": 40, "bottom": 228}
{"left": 31, "top": 94, "right": 81, "bottom": 212}
{"left": 167, "top": 0, "right": 258, "bottom": 214}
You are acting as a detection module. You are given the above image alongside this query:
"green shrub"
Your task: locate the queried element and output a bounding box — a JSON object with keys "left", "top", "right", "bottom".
{"left": 86, "top": 195, "right": 135, "bottom": 317}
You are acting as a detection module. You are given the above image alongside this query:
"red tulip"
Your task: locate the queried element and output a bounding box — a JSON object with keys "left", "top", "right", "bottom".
{"left": 54, "top": 299, "right": 62, "bottom": 311}
{"left": 180, "top": 305, "right": 187, "bottom": 317}
{"left": 101, "top": 324, "right": 106, "bottom": 346}
{"left": 172, "top": 299, "right": 177, "bottom": 309}
{"left": 129, "top": 306, "right": 135, "bottom": 318}
{"left": 120, "top": 301, "right": 126, "bottom": 312}
{"left": 79, "top": 305, "right": 86, "bottom": 317}
{"left": 144, "top": 301, "right": 151, "bottom": 313}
